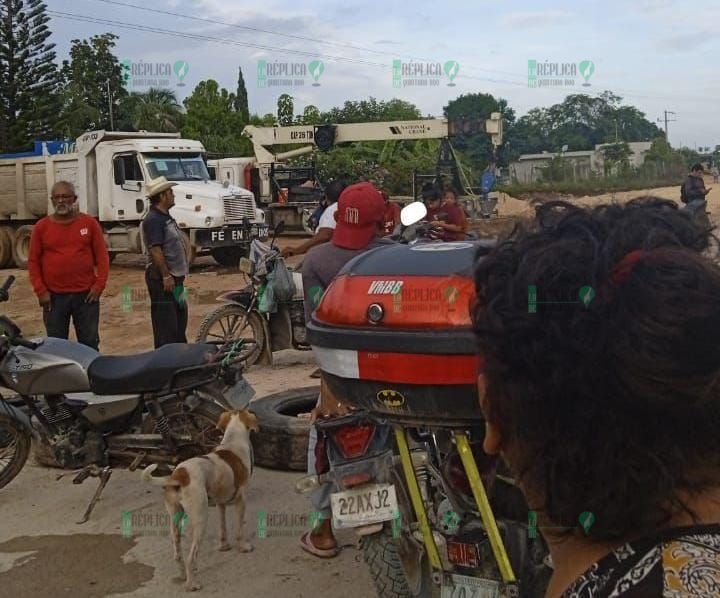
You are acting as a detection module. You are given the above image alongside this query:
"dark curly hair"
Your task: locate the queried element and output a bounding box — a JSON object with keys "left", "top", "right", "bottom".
{"left": 472, "top": 198, "right": 720, "bottom": 541}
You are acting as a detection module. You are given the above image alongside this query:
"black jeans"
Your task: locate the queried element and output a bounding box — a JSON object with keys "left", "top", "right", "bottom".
{"left": 43, "top": 291, "right": 100, "bottom": 350}
{"left": 145, "top": 270, "right": 188, "bottom": 348}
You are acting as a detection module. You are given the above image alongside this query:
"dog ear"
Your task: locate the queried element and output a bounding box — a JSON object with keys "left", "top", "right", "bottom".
{"left": 239, "top": 410, "right": 259, "bottom": 432}
{"left": 217, "top": 411, "right": 233, "bottom": 431}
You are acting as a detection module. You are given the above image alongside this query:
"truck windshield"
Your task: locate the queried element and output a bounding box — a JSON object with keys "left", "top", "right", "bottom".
{"left": 143, "top": 153, "right": 210, "bottom": 181}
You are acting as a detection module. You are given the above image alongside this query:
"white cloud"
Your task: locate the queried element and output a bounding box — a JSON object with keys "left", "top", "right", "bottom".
{"left": 500, "top": 10, "right": 575, "bottom": 28}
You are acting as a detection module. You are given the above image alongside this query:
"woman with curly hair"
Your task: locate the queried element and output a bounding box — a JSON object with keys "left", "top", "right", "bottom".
{"left": 472, "top": 198, "right": 720, "bottom": 596}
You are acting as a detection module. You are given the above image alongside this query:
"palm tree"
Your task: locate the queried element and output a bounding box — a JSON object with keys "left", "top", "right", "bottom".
{"left": 120, "top": 88, "right": 183, "bottom": 132}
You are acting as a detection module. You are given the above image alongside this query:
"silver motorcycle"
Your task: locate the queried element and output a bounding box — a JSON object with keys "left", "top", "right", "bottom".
{"left": 0, "top": 275, "right": 255, "bottom": 522}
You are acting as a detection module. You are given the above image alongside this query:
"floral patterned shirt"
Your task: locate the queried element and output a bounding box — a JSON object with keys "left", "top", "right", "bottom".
{"left": 562, "top": 524, "right": 720, "bottom": 597}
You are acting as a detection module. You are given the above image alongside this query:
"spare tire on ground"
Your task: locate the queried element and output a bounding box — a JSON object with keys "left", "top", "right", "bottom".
{"left": 249, "top": 386, "right": 319, "bottom": 471}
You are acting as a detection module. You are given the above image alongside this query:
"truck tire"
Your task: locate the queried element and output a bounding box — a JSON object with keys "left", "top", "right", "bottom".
{"left": 11, "top": 225, "right": 33, "bottom": 269}
{"left": 180, "top": 230, "right": 196, "bottom": 266}
{"left": 248, "top": 387, "right": 318, "bottom": 471}
{"left": 0, "top": 227, "right": 15, "bottom": 268}
{"left": 211, "top": 246, "right": 245, "bottom": 267}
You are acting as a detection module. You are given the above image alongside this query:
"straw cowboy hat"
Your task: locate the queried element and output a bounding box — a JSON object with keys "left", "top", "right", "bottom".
{"left": 146, "top": 176, "right": 178, "bottom": 198}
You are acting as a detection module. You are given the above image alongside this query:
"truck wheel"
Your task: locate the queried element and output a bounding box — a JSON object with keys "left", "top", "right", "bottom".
{"left": 248, "top": 387, "right": 318, "bottom": 471}
{"left": 211, "top": 246, "right": 245, "bottom": 267}
{"left": 11, "top": 225, "right": 33, "bottom": 269}
{"left": 0, "top": 227, "right": 15, "bottom": 268}
{"left": 180, "top": 230, "right": 196, "bottom": 266}
{"left": 195, "top": 304, "right": 264, "bottom": 366}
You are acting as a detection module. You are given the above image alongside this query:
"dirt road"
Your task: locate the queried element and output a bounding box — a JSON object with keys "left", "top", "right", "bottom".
{"left": 0, "top": 250, "right": 375, "bottom": 598}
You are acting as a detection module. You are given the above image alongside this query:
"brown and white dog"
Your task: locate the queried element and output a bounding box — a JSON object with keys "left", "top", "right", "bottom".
{"left": 142, "top": 409, "right": 258, "bottom": 591}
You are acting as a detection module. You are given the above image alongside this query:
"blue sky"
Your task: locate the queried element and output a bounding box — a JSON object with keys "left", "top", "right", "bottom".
{"left": 47, "top": 0, "right": 720, "bottom": 148}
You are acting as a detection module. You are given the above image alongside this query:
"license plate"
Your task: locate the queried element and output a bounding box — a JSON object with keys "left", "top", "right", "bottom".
{"left": 330, "top": 483, "right": 398, "bottom": 529}
{"left": 441, "top": 574, "right": 501, "bottom": 598}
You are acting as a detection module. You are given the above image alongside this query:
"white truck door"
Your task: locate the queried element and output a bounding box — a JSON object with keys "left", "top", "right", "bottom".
{"left": 111, "top": 152, "right": 147, "bottom": 220}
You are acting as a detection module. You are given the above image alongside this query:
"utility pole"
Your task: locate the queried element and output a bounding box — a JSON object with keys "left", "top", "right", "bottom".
{"left": 657, "top": 110, "right": 676, "bottom": 141}
{"left": 107, "top": 80, "right": 114, "bottom": 131}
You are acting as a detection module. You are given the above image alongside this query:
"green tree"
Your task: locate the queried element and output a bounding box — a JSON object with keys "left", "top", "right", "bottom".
{"left": 277, "top": 93, "right": 294, "bottom": 126}
{"left": 182, "top": 79, "right": 249, "bottom": 155}
{"left": 59, "top": 33, "right": 127, "bottom": 137}
{"left": 234, "top": 66, "right": 249, "bottom": 123}
{"left": 320, "top": 97, "right": 420, "bottom": 123}
{"left": 118, "top": 88, "right": 183, "bottom": 132}
{"left": 0, "top": 0, "right": 62, "bottom": 151}
{"left": 300, "top": 104, "right": 321, "bottom": 125}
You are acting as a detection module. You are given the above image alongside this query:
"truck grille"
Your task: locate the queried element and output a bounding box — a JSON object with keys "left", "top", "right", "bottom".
{"left": 223, "top": 194, "right": 256, "bottom": 222}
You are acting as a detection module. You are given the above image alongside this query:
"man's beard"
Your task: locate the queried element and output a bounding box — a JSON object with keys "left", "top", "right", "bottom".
{"left": 55, "top": 204, "right": 72, "bottom": 215}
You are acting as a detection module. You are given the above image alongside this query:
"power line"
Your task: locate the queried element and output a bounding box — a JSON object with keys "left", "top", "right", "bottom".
{"left": 48, "top": 9, "right": 720, "bottom": 106}
{"left": 86, "top": 0, "right": 528, "bottom": 82}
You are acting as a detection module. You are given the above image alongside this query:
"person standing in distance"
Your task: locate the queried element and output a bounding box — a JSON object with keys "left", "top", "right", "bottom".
{"left": 28, "top": 180, "right": 109, "bottom": 350}
{"left": 141, "top": 176, "right": 189, "bottom": 348}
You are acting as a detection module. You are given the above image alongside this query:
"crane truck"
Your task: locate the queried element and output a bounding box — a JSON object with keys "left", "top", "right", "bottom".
{"left": 0, "top": 130, "right": 267, "bottom": 269}
{"left": 207, "top": 115, "right": 503, "bottom": 232}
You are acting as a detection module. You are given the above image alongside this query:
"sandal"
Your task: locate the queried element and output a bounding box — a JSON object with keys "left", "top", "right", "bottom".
{"left": 299, "top": 530, "right": 339, "bottom": 558}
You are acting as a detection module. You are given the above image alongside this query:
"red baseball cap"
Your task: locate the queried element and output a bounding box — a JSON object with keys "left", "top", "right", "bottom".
{"left": 332, "top": 182, "right": 386, "bottom": 250}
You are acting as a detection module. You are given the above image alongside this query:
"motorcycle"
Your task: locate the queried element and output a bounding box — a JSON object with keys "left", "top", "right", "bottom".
{"left": 298, "top": 203, "right": 550, "bottom": 597}
{"left": 196, "top": 221, "right": 309, "bottom": 366}
{"left": 0, "top": 275, "right": 255, "bottom": 523}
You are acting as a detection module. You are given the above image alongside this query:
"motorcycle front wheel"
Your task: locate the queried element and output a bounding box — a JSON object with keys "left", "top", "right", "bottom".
{"left": 0, "top": 413, "right": 32, "bottom": 490}
{"left": 196, "top": 305, "right": 264, "bottom": 366}
{"left": 141, "top": 398, "right": 225, "bottom": 460}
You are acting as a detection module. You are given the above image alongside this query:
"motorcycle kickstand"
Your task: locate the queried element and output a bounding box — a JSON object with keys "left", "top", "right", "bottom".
{"left": 72, "top": 465, "right": 113, "bottom": 525}
{"left": 128, "top": 452, "right": 147, "bottom": 472}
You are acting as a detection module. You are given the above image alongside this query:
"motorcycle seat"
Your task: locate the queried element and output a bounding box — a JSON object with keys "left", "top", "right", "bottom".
{"left": 87, "top": 343, "right": 217, "bottom": 395}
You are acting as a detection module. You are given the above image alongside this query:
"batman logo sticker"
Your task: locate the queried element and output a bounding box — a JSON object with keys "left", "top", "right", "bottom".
{"left": 377, "top": 389, "right": 405, "bottom": 408}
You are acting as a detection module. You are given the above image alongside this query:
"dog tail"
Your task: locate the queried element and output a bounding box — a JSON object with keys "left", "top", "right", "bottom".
{"left": 141, "top": 463, "right": 181, "bottom": 487}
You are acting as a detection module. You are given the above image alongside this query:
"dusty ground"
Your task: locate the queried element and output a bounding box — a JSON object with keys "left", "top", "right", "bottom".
{"left": 0, "top": 242, "right": 374, "bottom": 598}
{"left": 0, "top": 181, "right": 716, "bottom": 597}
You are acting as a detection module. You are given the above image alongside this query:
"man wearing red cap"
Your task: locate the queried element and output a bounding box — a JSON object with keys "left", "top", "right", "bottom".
{"left": 299, "top": 182, "right": 391, "bottom": 558}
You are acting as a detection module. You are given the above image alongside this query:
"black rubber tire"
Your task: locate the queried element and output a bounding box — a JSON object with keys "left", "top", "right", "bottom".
{"left": 140, "top": 397, "right": 225, "bottom": 456}
{"left": 211, "top": 246, "right": 246, "bottom": 267}
{"left": 11, "top": 225, "right": 33, "bottom": 269}
{"left": 195, "top": 304, "right": 265, "bottom": 366}
{"left": 361, "top": 469, "right": 436, "bottom": 598}
{"left": 248, "top": 387, "right": 318, "bottom": 471}
{"left": 0, "top": 413, "right": 32, "bottom": 490}
{"left": 0, "top": 226, "right": 15, "bottom": 268}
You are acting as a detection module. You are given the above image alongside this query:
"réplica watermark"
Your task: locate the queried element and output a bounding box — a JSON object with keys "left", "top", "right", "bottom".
{"left": 121, "top": 510, "right": 189, "bottom": 538}
{"left": 257, "top": 59, "right": 324, "bottom": 88}
{"left": 392, "top": 60, "right": 459, "bottom": 88}
{"left": 528, "top": 510, "right": 595, "bottom": 538}
{"left": 527, "top": 285, "right": 595, "bottom": 313}
{"left": 257, "top": 510, "right": 322, "bottom": 538}
{"left": 120, "top": 284, "right": 222, "bottom": 312}
{"left": 121, "top": 59, "right": 189, "bottom": 89}
{"left": 527, "top": 59, "right": 595, "bottom": 88}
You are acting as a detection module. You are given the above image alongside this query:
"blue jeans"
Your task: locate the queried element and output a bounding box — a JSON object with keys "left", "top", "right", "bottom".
{"left": 307, "top": 422, "right": 333, "bottom": 521}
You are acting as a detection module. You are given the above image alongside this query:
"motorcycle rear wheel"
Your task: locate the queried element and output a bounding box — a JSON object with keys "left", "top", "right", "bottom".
{"left": 361, "top": 469, "right": 438, "bottom": 598}
{"left": 196, "top": 305, "right": 264, "bottom": 366}
{"left": 141, "top": 398, "right": 225, "bottom": 458}
{"left": 0, "top": 413, "right": 32, "bottom": 490}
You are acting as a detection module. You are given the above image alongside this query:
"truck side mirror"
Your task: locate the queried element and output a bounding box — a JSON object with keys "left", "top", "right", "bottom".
{"left": 113, "top": 158, "right": 126, "bottom": 185}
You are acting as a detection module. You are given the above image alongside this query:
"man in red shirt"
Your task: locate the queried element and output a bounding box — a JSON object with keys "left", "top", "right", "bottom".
{"left": 28, "top": 180, "right": 110, "bottom": 350}
{"left": 422, "top": 184, "right": 465, "bottom": 241}
{"left": 380, "top": 189, "right": 401, "bottom": 236}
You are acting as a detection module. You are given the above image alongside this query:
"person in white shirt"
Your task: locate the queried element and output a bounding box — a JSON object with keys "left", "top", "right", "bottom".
{"left": 281, "top": 180, "right": 347, "bottom": 257}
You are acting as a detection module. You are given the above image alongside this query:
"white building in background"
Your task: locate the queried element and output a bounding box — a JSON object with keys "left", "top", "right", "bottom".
{"left": 510, "top": 141, "right": 653, "bottom": 184}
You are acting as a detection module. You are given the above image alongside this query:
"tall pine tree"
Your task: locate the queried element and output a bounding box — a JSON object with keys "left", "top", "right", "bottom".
{"left": 234, "top": 66, "right": 249, "bottom": 124}
{"left": 0, "top": 0, "right": 62, "bottom": 152}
